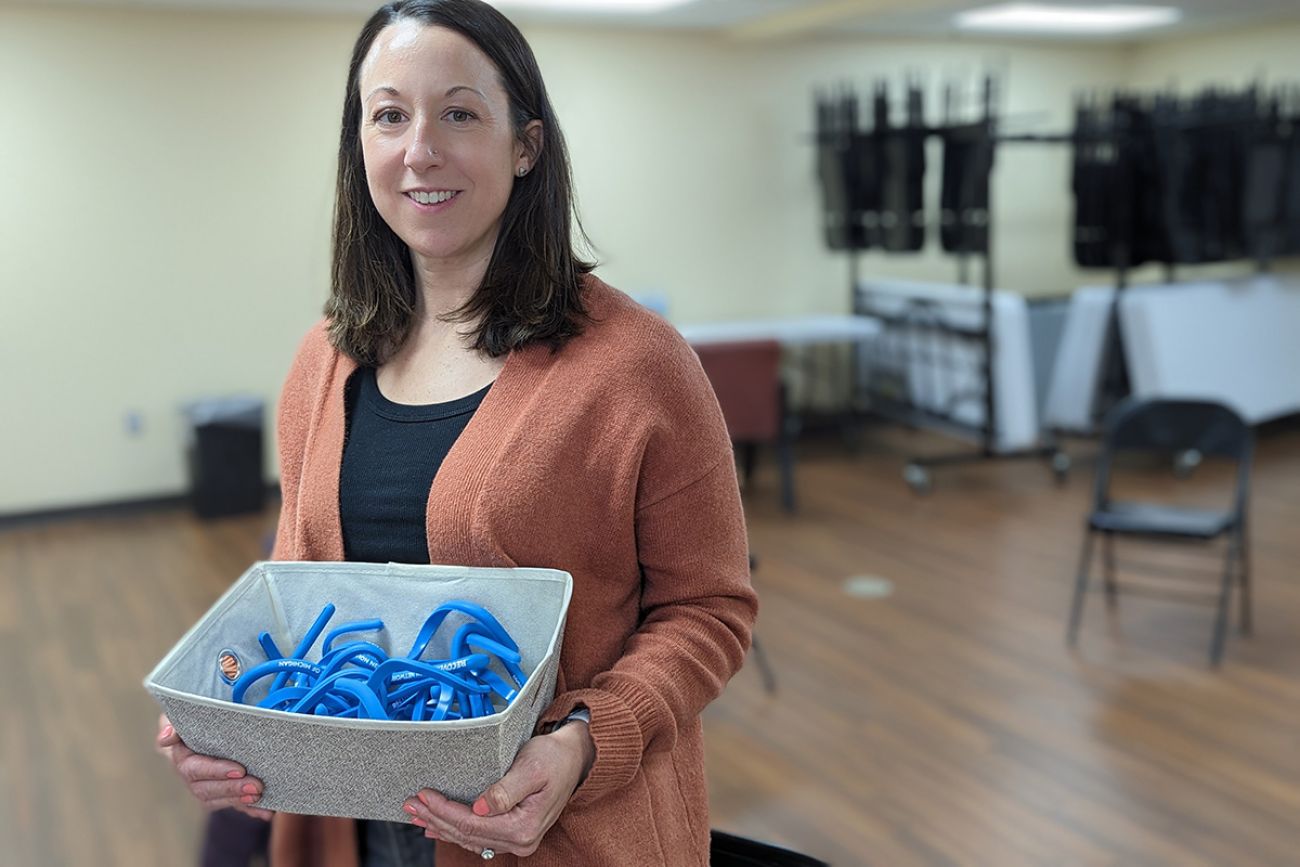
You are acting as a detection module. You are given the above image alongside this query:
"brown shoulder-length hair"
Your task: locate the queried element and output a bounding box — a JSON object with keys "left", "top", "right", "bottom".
{"left": 326, "top": 0, "right": 594, "bottom": 365}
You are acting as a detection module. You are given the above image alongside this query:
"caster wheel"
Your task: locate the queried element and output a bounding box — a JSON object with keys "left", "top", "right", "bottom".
{"left": 1051, "top": 450, "right": 1071, "bottom": 482}
{"left": 1174, "top": 449, "right": 1202, "bottom": 478}
{"left": 903, "top": 463, "right": 931, "bottom": 495}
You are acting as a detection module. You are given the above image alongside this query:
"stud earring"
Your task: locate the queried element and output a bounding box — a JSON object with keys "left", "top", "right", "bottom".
{"left": 517, "top": 166, "right": 527, "bottom": 177}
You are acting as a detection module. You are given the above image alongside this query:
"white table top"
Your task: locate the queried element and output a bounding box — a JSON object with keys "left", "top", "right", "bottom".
{"left": 676, "top": 314, "right": 881, "bottom": 347}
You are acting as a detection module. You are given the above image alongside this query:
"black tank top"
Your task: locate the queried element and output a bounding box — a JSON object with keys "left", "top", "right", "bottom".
{"left": 339, "top": 366, "right": 491, "bottom": 564}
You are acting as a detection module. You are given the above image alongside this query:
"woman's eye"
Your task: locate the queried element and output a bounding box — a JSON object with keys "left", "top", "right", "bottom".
{"left": 445, "top": 109, "right": 474, "bottom": 123}
{"left": 376, "top": 109, "right": 404, "bottom": 125}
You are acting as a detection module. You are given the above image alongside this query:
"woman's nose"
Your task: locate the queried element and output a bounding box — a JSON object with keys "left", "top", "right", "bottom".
{"left": 404, "top": 121, "right": 443, "bottom": 172}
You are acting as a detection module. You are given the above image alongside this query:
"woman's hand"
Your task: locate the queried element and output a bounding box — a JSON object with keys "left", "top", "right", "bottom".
{"left": 403, "top": 721, "right": 595, "bottom": 858}
{"left": 155, "top": 714, "right": 274, "bottom": 821}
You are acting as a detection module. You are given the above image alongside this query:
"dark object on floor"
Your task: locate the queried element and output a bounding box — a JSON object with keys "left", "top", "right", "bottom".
{"left": 711, "top": 829, "right": 830, "bottom": 866}
{"left": 1067, "top": 397, "right": 1253, "bottom": 665}
{"left": 184, "top": 396, "right": 266, "bottom": 519}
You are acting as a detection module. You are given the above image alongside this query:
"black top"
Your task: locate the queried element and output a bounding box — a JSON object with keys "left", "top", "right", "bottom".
{"left": 339, "top": 366, "right": 491, "bottom": 564}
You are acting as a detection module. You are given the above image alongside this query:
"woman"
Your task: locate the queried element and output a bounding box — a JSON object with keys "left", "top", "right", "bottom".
{"left": 158, "top": 1, "right": 756, "bottom": 864}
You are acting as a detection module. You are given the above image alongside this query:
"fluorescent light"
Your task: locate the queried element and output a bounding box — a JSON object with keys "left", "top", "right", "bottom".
{"left": 490, "top": 0, "right": 695, "bottom": 12}
{"left": 955, "top": 4, "right": 1181, "bottom": 34}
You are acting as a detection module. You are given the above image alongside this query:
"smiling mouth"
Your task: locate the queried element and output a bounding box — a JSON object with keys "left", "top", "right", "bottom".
{"left": 406, "top": 190, "right": 460, "bottom": 205}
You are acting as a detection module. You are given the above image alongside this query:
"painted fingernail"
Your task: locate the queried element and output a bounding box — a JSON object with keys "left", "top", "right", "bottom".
{"left": 473, "top": 798, "right": 490, "bottom": 817}
{"left": 241, "top": 783, "right": 259, "bottom": 795}
{"left": 161, "top": 725, "right": 174, "bottom": 739}
{"left": 403, "top": 804, "right": 418, "bottom": 816}
{"left": 227, "top": 770, "right": 244, "bottom": 779}
{"left": 241, "top": 794, "right": 257, "bottom": 804}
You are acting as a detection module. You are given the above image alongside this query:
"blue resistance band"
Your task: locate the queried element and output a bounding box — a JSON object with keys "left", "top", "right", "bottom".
{"left": 269, "top": 603, "right": 336, "bottom": 692}
{"left": 228, "top": 601, "right": 528, "bottom": 722}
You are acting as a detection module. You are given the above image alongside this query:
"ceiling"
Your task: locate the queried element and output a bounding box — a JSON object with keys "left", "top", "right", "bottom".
{"left": 6, "top": 0, "right": 1300, "bottom": 42}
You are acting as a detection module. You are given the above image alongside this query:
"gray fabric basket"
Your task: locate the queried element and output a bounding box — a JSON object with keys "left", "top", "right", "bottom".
{"left": 144, "top": 561, "right": 572, "bottom": 821}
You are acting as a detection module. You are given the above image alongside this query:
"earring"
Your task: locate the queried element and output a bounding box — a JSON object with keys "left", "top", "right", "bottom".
{"left": 517, "top": 166, "right": 527, "bottom": 177}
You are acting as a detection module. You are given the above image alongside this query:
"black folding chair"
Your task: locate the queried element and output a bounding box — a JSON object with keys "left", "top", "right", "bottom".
{"left": 748, "top": 553, "right": 777, "bottom": 695}
{"left": 1066, "top": 397, "right": 1253, "bottom": 666}
{"left": 710, "top": 829, "right": 830, "bottom": 866}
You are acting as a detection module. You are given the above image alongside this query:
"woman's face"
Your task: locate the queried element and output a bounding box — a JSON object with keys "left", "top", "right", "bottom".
{"left": 358, "top": 21, "right": 536, "bottom": 273}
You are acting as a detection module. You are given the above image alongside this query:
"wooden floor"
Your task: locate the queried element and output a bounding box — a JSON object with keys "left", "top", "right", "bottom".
{"left": 3, "top": 423, "right": 1299, "bottom": 866}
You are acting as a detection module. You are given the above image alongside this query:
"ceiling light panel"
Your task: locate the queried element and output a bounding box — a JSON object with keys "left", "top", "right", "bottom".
{"left": 955, "top": 3, "right": 1182, "bottom": 34}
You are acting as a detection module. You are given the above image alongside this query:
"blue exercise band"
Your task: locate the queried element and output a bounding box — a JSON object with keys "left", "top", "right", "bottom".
{"left": 228, "top": 601, "right": 528, "bottom": 722}
{"left": 270, "top": 603, "right": 337, "bottom": 692}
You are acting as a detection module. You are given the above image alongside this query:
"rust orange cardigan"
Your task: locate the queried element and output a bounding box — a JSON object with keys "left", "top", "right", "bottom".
{"left": 267, "top": 277, "right": 757, "bottom": 867}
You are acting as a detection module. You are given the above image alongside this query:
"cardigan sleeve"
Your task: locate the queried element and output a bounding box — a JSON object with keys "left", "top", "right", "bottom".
{"left": 270, "top": 322, "right": 330, "bottom": 561}
{"left": 537, "top": 330, "right": 758, "bottom": 806}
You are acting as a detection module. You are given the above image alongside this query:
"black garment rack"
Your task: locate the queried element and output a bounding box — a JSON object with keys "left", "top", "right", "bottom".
{"left": 821, "top": 79, "right": 1300, "bottom": 492}
{"left": 1047, "top": 86, "right": 1300, "bottom": 437}
{"left": 823, "top": 76, "right": 1065, "bottom": 493}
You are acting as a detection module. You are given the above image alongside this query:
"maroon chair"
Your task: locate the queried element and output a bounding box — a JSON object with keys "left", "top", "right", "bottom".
{"left": 695, "top": 340, "right": 797, "bottom": 513}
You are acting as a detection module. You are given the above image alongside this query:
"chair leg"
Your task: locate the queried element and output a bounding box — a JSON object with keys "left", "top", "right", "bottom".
{"left": 777, "top": 440, "right": 797, "bottom": 513}
{"left": 749, "top": 635, "right": 777, "bottom": 694}
{"left": 1067, "top": 531, "right": 1097, "bottom": 647}
{"left": 1101, "top": 532, "right": 1119, "bottom": 611}
{"left": 738, "top": 442, "right": 758, "bottom": 491}
{"left": 1209, "top": 535, "right": 1239, "bottom": 667}
{"left": 1238, "top": 523, "right": 1252, "bottom": 635}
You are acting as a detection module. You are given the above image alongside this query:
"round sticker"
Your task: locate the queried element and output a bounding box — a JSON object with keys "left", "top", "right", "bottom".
{"left": 217, "top": 649, "right": 242, "bottom": 684}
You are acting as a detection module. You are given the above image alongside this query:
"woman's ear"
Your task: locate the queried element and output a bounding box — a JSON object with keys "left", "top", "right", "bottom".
{"left": 519, "top": 119, "right": 544, "bottom": 169}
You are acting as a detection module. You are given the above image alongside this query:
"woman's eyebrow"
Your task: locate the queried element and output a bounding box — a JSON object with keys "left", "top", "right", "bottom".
{"left": 362, "top": 84, "right": 487, "bottom": 103}
{"left": 364, "top": 85, "right": 400, "bottom": 102}
{"left": 445, "top": 85, "right": 487, "bottom": 100}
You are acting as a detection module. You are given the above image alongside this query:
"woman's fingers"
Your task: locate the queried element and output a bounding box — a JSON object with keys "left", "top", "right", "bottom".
{"left": 156, "top": 716, "right": 184, "bottom": 756}
{"left": 156, "top": 719, "right": 246, "bottom": 783}
{"left": 405, "top": 797, "right": 491, "bottom": 852}
{"left": 174, "top": 749, "right": 248, "bottom": 785}
{"left": 190, "top": 777, "right": 265, "bottom": 809}
{"left": 402, "top": 732, "right": 582, "bottom": 857}
{"left": 234, "top": 805, "right": 276, "bottom": 822}
{"left": 405, "top": 790, "right": 538, "bottom": 857}
{"left": 156, "top": 715, "right": 271, "bottom": 816}
{"left": 474, "top": 760, "right": 543, "bottom": 817}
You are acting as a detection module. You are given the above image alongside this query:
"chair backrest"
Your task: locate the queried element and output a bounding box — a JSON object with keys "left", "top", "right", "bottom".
{"left": 694, "top": 340, "right": 783, "bottom": 442}
{"left": 710, "top": 829, "right": 830, "bottom": 866}
{"left": 1105, "top": 398, "right": 1251, "bottom": 459}
{"left": 1093, "top": 397, "right": 1253, "bottom": 510}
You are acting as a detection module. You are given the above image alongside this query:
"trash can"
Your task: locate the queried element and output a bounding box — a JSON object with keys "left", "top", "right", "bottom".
{"left": 182, "top": 395, "right": 266, "bottom": 519}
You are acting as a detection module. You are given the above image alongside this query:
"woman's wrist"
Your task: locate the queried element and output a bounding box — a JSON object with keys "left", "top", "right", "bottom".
{"left": 549, "top": 708, "right": 596, "bottom": 784}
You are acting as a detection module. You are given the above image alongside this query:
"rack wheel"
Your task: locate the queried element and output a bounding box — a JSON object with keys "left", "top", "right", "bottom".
{"left": 1050, "top": 450, "right": 1071, "bottom": 482}
{"left": 903, "top": 463, "right": 931, "bottom": 495}
{"left": 1174, "top": 449, "right": 1202, "bottom": 478}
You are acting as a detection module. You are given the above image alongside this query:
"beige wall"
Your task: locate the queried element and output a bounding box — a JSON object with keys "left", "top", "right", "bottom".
{"left": 1, "top": 5, "right": 356, "bottom": 513}
{"left": 541, "top": 30, "right": 1128, "bottom": 318}
{"left": 1127, "top": 20, "right": 1300, "bottom": 89}
{"left": 0, "top": 5, "right": 1280, "bottom": 513}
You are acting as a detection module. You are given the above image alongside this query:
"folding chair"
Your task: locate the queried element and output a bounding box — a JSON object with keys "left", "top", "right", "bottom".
{"left": 747, "top": 552, "right": 776, "bottom": 695}
{"left": 1066, "top": 397, "right": 1253, "bottom": 665}
{"left": 710, "top": 829, "right": 830, "bottom": 866}
{"left": 695, "top": 340, "right": 797, "bottom": 513}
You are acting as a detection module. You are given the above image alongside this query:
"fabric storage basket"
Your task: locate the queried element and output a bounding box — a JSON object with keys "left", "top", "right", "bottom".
{"left": 144, "top": 560, "right": 572, "bottom": 821}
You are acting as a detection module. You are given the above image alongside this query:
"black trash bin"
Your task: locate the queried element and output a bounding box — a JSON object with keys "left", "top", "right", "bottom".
{"left": 183, "top": 395, "right": 266, "bottom": 519}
